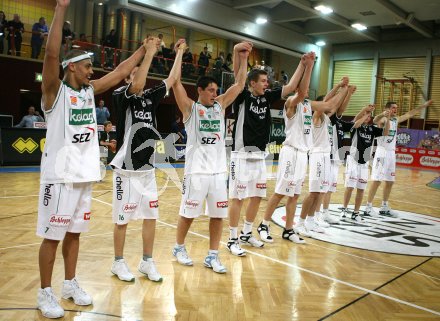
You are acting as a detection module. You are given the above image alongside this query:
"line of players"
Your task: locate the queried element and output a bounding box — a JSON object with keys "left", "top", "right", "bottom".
{"left": 36, "top": 1, "right": 433, "bottom": 318}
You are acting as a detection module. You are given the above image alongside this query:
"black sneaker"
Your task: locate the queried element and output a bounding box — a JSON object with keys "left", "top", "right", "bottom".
{"left": 227, "top": 238, "right": 246, "bottom": 256}
{"left": 239, "top": 231, "right": 264, "bottom": 248}
{"left": 257, "top": 222, "right": 273, "bottom": 243}
{"left": 282, "top": 229, "right": 305, "bottom": 244}
{"left": 351, "top": 211, "right": 364, "bottom": 222}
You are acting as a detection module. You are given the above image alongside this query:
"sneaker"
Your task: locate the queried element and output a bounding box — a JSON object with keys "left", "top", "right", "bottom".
{"left": 239, "top": 231, "right": 264, "bottom": 248}
{"left": 226, "top": 238, "right": 246, "bottom": 256}
{"left": 282, "top": 229, "right": 305, "bottom": 244}
{"left": 315, "top": 212, "right": 330, "bottom": 228}
{"left": 172, "top": 246, "right": 193, "bottom": 266}
{"left": 351, "top": 212, "right": 364, "bottom": 222}
{"left": 204, "top": 254, "right": 227, "bottom": 273}
{"left": 305, "top": 219, "right": 325, "bottom": 233}
{"left": 379, "top": 206, "right": 399, "bottom": 218}
{"left": 138, "top": 258, "right": 163, "bottom": 282}
{"left": 364, "top": 205, "right": 379, "bottom": 217}
{"left": 340, "top": 208, "right": 348, "bottom": 221}
{"left": 322, "top": 211, "right": 339, "bottom": 224}
{"left": 61, "top": 277, "right": 92, "bottom": 306}
{"left": 294, "top": 222, "right": 312, "bottom": 237}
{"left": 37, "top": 287, "right": 64, "bottom": 319}
{"left": 257, "top": 222, "right": 273, "bottom": 243}
{"left": 111, "top": 259, "right": 135, "bottom": 282}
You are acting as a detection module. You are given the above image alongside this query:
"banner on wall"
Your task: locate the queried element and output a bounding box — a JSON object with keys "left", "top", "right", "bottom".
{"left": 397, "top": 128, "right": 440, "bottom": 150}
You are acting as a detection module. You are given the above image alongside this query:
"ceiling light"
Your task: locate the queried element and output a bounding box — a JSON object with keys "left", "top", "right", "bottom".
{"left": 316, "top": 40, "right": 326, "bottom": 47}
{"left": 314, "top": 5, "right": 333, "bottom": 15}
{"left": 98, "top": 2, "right": 103, "bottom": 5}
{"left": 351, "top": 23, "right": 367, "bottom": 31}
{"left": 256, "top": 17, "right": 267, "bottom": 24}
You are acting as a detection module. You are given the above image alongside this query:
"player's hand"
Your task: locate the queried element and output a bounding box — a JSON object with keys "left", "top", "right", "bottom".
{"left": 423, "top": 100, "right": 433, "bottom": 108}
{"left": 348, "top": 85, "right": 357, "bottom": 94}
{"left": 339, "top": 76, "right": 349, "bottom": 87}
{"left": 57, "top": 0, "right": 70, "bottom": 7}
{"left": 174, "top": 38, "right": 187, "bottom": 51}
{"left": 234, "top": 41, "right": 253, "bottom": 53}
{"left": 383, "top": 110, "right": 391, "bottom": 118}
{"left": 143, "top": 37, "right": 159, "bottom": 54}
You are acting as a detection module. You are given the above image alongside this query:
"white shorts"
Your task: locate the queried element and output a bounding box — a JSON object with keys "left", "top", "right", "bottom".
{"left": 309, "top": 152, "right": 331, "bottom": 193}
{"left": 274, "top": 146, "right": 308, "bottom": 196}
{"left": 112, "top": 169, "right": 159, "bottom": 225}
{"left": 229, "top": 152, "right": 267, "bottom": 199}
{"left": 37, "top": 182, "right": 92, "bottom": 240}
{"left": 179, "top": 173, "right": 228, "bottom": 219}
{"left": 328, "top": 160, "right": 341, "bottom": 193}
{"left": 345, "top": 156, "right": 369, "bottom": 190}
{"left": 371, "top": 148, "right": 396, "bottom": 182}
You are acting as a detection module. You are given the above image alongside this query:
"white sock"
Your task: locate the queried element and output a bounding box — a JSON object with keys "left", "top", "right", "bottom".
{"left": 298, "top": 218, "right": 305, "bottom": 225}
{"left": 229, "top": 227, "right": 238, "bottom": 239}
{"left": 208, "top": 249, "right": 218, "bottom": 256}
{"left": 243, "top": 220, "right": 253, "bottom": 234}
{"left": 315, "top": 211, "right": 321, "bottom": 217}
{"left": 262, "top": 219, "right": 271, "bottom": 226}
{"left": 175, "top": 243, "right": 184, "bottom": 248}
{"left": 366, "top": 202, "right": 372, "bottom": 207}
{"left": 306, "top": 216, "right": 314, "bottom": 222}
{"left": 322, "top": 208, "right": 328, "bottom": 214}
{"left": 382, "top": 201, "right": 389, "bottom": 207}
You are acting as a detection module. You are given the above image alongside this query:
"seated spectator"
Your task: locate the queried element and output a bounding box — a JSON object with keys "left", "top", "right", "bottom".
{"left": 15, "top": 106, "right": 44, "bottom": 128}
{"left": 171, "top": 115, "right": 187, "bottom": 144}
{"left": 60, "top": 21, "right": 74, "bottom": 59}
{"left": 198, "top": 46, "right": 211, "bottom": 75}
{"left": 96, "top": 99, "right": 110, "bottom": 125}
{"left": 182, "top": 47, "right": 194, "bottom": 77}
{"left": 223, "top": 52, "right": 232, "bottom": 72}
{"left": 7, "top": 14, "right": 24, "bottom": 56}
{"left": 31, "top": 17, "right": 48, "bottom": 59}
{"left": 103, "top": 29, "right": 117, "bottom": 68}
{"left": 99, "top": 121, "right": 116, "bottom": 166}
{"left": 280, "top": 70, "right": 289, "bottom": 85}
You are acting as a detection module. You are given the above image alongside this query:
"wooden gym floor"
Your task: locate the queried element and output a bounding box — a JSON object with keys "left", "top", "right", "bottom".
{"left": 0, "top": 166, "right": 439, "bottom": 321}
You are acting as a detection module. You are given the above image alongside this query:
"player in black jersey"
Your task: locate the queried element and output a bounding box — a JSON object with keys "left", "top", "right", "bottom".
{"left": 341, "top": 106, "right": 390, "bottom": 221}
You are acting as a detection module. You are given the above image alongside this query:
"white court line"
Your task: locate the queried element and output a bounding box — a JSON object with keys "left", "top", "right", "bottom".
{"left": 94, "top": 197, "right": 440, "bottom": 317}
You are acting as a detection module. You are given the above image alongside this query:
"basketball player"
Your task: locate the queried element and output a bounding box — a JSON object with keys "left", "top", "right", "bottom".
{"left": 341, "top": 106, "right": 390, "bottom": 221}
{"left": 365, "top": 100, "right": 432, "bottom": 217}
{"left": 37, "top": 0, "right": 149, "bottom": 318}
{"left": 109, "top": 38, "right": 186, "bottom": 282}
{"left": 227, "top": 51, "right": 314, "bottom": 256}
{"left": 258, "top": 53, "right": 347, "bottom": 243}
{"left": 172, "top": 42, "right": 252, "bottom": 273}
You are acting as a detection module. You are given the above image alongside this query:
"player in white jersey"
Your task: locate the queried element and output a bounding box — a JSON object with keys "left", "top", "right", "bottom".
{"left": 365, "top": 100, "right": 432, "bottom": 217}
{"left": 109, "top": 38, "right": 186, "bottom": 283}
{"left": 171, "top": 42, "right": 251, "bottom": 273}
{"left": 36, "top": 0, "right": 148, "bottom": 318}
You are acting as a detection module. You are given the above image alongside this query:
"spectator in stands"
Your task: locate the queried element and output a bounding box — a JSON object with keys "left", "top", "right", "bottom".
{"left": 103, "top": 29, "right": 117, "bottom": 68}
{"left": 31, "top": 17, "right": 48, "bottom": 59}
{"left": 61, "top": 21, "right": 74, "bottom": 59}
{"left": 79, "top": 33, "right": 87, "bottom": 42}
{"left": 198, "top": 46, "right": 211, "bottom": 75}
{"left": 99, "top": 121, "right": 116, "bottom": 166}
{"left": 0, "top": 11, "right": 7, "bottom": 54}
{"left": 213, "top": 53, "right": 224, "bottom": 86}
{"left": 158, "top": 33, "right": 165, "bottom": 49}
{"left": 163, "top": 42, "right": 176, "bottom": 71}
{"left": 171, "top": 115, "right": 187, "bottom": 144}
{"left": 182, "top": 47, "right": 194, "bottom": 77}
{"left": 15, "top": 106, "right": 44, "bottom": 128}
{"left": 96, "top": 99, "right": 110, "bottom": 125}
{"left": 223, "top": 52, "right": 232, "bottom": 72}
{"left": 7, "top": 14, "right": 24, "bottom": 56}
{"left": 281, "top": 70, "right": 289, "bottom": 85}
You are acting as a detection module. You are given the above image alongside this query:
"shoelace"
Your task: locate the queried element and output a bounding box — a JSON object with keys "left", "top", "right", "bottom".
{"left": 178, "top": 248, "right": 190, "bottom": 259}
{"left": 42, "top": 289, "right": 60, "bottom": 309}
{"left": 70, "top": 279, "right": 88, "bottom": 297}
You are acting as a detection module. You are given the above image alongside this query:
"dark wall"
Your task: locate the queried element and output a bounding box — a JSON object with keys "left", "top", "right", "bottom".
{"left": 0, "top": 56, "right": 198, "bottom": 132}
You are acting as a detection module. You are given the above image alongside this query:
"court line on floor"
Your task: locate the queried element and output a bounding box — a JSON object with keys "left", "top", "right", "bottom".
{"left": 93, "top": 197, "right": 440, "bottom": 317}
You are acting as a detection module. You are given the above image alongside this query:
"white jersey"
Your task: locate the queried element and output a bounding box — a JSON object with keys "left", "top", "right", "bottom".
{"left": 282, "top": 99, "right": 313, "bottom": 152}
{"left": 376, "top": 117, "right": 397, "bottom": 151}
{"left": 40, "top": 82, "right": 100, "bottom": 183}
{"left": 184, "top": 101, "right": 227, "bottom": 175}
{"left": 310, "top": 113, "right": 332, "bottom": 154}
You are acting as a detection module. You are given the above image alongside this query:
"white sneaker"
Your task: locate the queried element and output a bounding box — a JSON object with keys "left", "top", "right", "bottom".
{"left": 204, "top": 254, "right": 227, "bottom": 273}
{"left": 239, "top": 232, "right": 264, "bottom": 248}
{"left": 172, "top": 245, "right": 194, "bottom": 266}
{"left": 111, "top": 259, "right": 135, "bottom": 282}
{"left": 257, "top": 222, "right": 273, "bottom": 243}
{"left": 37, "top": 287, "right": 64, "bottom": 319}
{"left": 306, "top": 219, "right": 325, "bottom": 233}
{"left": 364, "top": 205, "right": 379, "bottom": 217}
{"left": 227, "top": 238, "right": 246, "bottom": 256}
{"left": 61, "top": 278, "right": 92, "bottom": 306}
{"left": 351, "top": 212, "right": 364, "bottom": 222}
{"left": 315, "top": 212, "right": 330, "bottom": 228}
{"left": 322, "top": 210, "right": 339, "bottom": 224}
{"left": 380, "top": 206, "right": 399, "bottom": 218}
{"left": 138, "top": 258, "right": 163, "bottom": 282}
{"left": 294, "top": 222, "right": 312, "bottom": 237}
{"left": 282, "top": 229, "right": 306, "bottom": 244}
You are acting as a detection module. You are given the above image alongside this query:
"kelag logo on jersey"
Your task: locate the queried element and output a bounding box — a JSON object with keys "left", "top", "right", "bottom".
{"left": 304, "top": 115, "right": 312, "bottom": 125}
{"left": 199, "top": 120, "right": 220, "bottom": 132}
{"left": 69, "top": 108, "right": 94, "bottom": 125}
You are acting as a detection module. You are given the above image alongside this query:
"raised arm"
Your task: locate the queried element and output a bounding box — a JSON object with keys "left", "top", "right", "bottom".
{"left": 281, "top": 54, "right": 306, "bottom": 98}
{"left": 336, "top": 85, "right": 356, "bottom": 117}
{"left": 128, "top": 37, "right": 159, "bottom": 95}
{"left": 373, "top": 111, "right": 388, "bottom": 128}
{"left": 397, "top": 100, "right": 433, "bottom": 123}
{"left": 311, "top": 85, "right": 347, "bottom": 114}
{"left": 354, "top": 104, "right": 374, "bottom": 122}
{"left": 41, "top": 0, "right": 68, "bottom": 111}
{"left": 172, "top": 81, "right": 194, "bottom": 121}
{"left": 353, "top": 112, "right": 369, "bottom": 129}
{"left": 217, "top": 42, "right": 252, "bottom": 108}
{"left": 383, "top": 110, "right": 391, "bottom": 136}
{"left": 92, "top": 41, "right": 147, "bottom": 95}
{"left": 164, "top": 39, "right": 186, "bottom": 89}
{"left": 324, "top": 76, "right": 349, "bottom": 102}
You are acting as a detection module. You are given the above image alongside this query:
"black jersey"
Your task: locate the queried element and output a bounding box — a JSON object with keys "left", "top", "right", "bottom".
{"left": 111, "top": 81, "right": 167, "bottom": 171}
{"left": 350, "top": 124, "right": 384, "bottom": 164}
{"left": 232, "top": 87, "right": 282, "bottom": 151}
{"left": 330, "top": 114, "right": 353, "bottom": 160}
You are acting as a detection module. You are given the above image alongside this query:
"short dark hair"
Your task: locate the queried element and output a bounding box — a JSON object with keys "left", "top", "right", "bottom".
{"left": 247, "top": 69, "right": 267, "bottom": 84}
{"left": 385, "top": 101, "right": 397, "bottom": 109}
{"left": 197, "top": 76, "right": 218, "bottom": 90}
{"left": 103, "top": 121, "right": 112, "bottom": 127}
{"left": 316, "top": 95, "right": 325, "bottom": 101}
